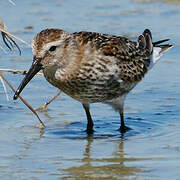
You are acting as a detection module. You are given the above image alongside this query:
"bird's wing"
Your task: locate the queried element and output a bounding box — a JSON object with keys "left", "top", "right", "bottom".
{"left": 73, "top": 31, "right": 152, "bottom": 82}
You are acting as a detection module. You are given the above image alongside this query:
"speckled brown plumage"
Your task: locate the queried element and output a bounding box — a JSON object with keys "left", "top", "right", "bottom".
{"left": 73, "top": 31, "right": 151, "bottom": 82}
{"left": 33, "top": 29, "right": 64, "bottom": 52}
{"left": 14, "top": 28, "right": 173, "bottom": 134}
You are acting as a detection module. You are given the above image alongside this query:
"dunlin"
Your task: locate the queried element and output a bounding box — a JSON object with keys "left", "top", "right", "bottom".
{"left": 13, "top": 29, "right": 172, "bottom": 134}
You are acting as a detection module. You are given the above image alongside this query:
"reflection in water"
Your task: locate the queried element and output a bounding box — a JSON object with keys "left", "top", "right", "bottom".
{"left": 60, "top": 137, "right": 143, "bottom": 179}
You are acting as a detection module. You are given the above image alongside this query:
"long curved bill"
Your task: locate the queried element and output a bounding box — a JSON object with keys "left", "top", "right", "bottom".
{"left": 13, "top": 59, "right": 42, "bottom": 100}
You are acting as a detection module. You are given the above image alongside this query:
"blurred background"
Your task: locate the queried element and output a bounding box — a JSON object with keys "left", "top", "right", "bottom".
{"left": 0, "top": 0, "right": 180, "bottom": 179}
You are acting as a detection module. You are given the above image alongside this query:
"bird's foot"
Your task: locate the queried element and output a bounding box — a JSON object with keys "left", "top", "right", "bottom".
{"left": 120, "top": 125, "right": 131, "bottom": 134}
{"left": 85, "top": 128, "right": 94, "bottom": 135}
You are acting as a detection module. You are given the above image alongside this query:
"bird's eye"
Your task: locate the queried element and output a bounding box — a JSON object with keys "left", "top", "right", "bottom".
{"left": 49, "top": 46, "right": 56, "bottom": 52}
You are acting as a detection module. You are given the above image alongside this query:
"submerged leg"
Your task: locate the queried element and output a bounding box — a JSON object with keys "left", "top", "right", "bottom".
{"left": 82, "top": 103, "right": 94, "bottom": 134}
{"left": 119, "top": 109, "right": 126, "bottom": 133}
{"left": 119, "top": 107, "right": 131, "bottom": 133}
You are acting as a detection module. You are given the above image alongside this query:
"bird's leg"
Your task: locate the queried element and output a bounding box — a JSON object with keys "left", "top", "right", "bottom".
{"left": 119, "top": 107, "right": 130, "bottom": 133}
{"left": 119, "top": 109, "right": 126, "bottom": 133}
{"left": 82, "top": 103, "right": 94, "bottom": 134}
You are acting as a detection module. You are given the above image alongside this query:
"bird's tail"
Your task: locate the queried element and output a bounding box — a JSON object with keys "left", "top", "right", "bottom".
{"left": 138, "top": 29, "right": 173, "bottom": 68}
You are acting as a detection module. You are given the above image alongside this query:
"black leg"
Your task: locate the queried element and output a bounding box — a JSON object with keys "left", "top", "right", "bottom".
{"left": 119, "top": 108, "right": 130, "bottom": 133}
{"left": 82, "top": 103, "right": 94, "bottom": 134}
{"left": 119, "top": 109, "right": 126, "bottom": 133}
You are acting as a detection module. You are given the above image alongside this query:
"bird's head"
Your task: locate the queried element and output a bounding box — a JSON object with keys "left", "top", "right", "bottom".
{"left": 13, "top": 28, "right": 70, "bottom": 100}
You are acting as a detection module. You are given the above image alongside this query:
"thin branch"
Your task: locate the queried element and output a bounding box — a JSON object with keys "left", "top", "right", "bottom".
{"left": 0, "top": 16, "right": 28, "bottom": 55}
{"left": 2, "top": 32, "right": 13, "bottom": 50}
{"left": 0, "top": 76, "right": 9, "bottom": 101}
{"left": 2, "top": 32, "right": 22, "bottom": 55}
{"left": 0, "top": 28, "right": 31, "bottom": 47}
{"left": 0, "top": 71, "right": 45, "bottom": 128}
{"left": 0, "top": 68, "right": 60, "bottom": 111}
{"left": 0, "top": 68, "right": 43, "bottom": 76}
{"left": 37, "top": 90, "right": 61, "bottom": 111}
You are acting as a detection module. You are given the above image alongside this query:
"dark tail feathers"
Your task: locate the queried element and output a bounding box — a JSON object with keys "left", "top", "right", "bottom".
{"left": 138, "top": 29, "right": 153, "bottom": 55}
{"left": 138, "top": 29, "right": 173, "bottom": 55}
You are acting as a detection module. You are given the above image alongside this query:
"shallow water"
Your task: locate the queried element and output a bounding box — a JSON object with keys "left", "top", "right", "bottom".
{"left": 0, "top": 0, "right": 180, "bottom": 179}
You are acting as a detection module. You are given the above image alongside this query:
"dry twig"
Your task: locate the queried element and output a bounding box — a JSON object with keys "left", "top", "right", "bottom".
{"left": 0, "top": 15, "right": 60, "bottom": 118}
{"left": 0, "top": 28, "right": 31, "bottom": 47}
{"left": 0, "top": 68, "right": 60, "bottom": 110}
{"left": 37, "top": 90, "right": 61, "bottom": 111}
{"left": 0, "top": 16, "right": 31, "bottom": 55}
{"left": 0, "top": 68, "right": 43, "bottom": 76}
{"left": 0, "top": 71, "right": 45, "bottom": 128}
{"left": 0, "top": 15, "right": 57, "bottom": 126}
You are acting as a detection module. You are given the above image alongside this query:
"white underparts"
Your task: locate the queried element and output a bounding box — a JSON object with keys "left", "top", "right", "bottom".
{"left": 149, "top": 47, "right": 163, "bottom": 70}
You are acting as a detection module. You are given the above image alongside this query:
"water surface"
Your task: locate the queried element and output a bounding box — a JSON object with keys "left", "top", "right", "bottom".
{"left": 0, "top": 0, "right": 180, "bottom": 179}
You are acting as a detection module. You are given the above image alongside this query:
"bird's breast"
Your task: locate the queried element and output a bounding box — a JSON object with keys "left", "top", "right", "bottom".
{"left": 43, "top": 65, "right": 136, "bottom": 103}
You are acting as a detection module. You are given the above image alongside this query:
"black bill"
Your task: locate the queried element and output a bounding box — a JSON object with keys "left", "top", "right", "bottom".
{"left": 13, "top": 59, "right": 42, "bottom": 100}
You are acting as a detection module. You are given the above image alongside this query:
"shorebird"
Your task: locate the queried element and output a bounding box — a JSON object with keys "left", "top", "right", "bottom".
{"left": 13, "top": 28, "right": 172, "bottom": 134}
